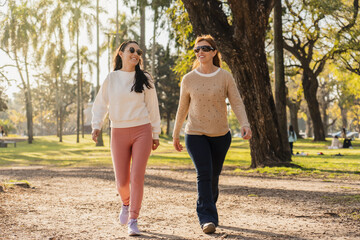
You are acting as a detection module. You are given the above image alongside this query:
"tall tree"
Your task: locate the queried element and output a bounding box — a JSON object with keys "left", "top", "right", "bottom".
{"left": 95, "top": 0, "right": 104, "bottom": 146}
{"left": 150, "top": 0, "right": 171, "bottom": 77}
{"left": 103, "top": 13, "right": 139, "bottom": 54}
{"left": 0, "top": 0, "right": 45, "bottom": 143}
{"left": 317, "top": 72, "right": 337, "bottom": 136}
{"left": 67, "top": 0, "right": 95, "bottom": 143}
{"left": 282, "top": 0, "right": 359, "bottom": 141}
{"left": 45, "top": 0, "right": 70, "bottom": 142}
{"left": 150, "top": 43, "right": 180, "bottom": 135}
{"left": 181, "top": 0, "right": 292, "bottom": 167}
{"left": 274, "top": 0, "right": 291, "bottom": 158}
{"left": 124, "top": 0, "right": 149, "bottom": 69}
{"left": 286, "top": 73, "right": 303, "bottom": 138}
{"left": 69, "top": 46, "right": 95, "bottom": 137}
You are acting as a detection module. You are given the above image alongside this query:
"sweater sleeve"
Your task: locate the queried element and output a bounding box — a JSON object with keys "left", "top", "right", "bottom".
{"left": 227, "top": 75, "right": 250, "bottom": 128}
{"left": 144, "top": 76, "right": 161, "bottom": 139}
{"left": 91, "top": 75, "right": 110, "bottom": 130}
{"left": 172, "top": 78, "right": 190, "bottom": 139}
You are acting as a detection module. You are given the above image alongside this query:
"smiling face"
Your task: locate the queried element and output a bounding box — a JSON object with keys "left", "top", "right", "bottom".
{"left": 194, "top": 40, "right": 217, "bottom": 65}
{"left": 119, "top": 43, "right": 142, "bottom": 68}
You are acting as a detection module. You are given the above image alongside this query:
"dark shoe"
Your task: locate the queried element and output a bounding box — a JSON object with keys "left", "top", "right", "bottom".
{"left": 202, "top": 222, "right": 216, "bottom": 234}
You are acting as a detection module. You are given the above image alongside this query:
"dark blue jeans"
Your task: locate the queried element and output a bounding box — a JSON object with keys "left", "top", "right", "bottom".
{"left": 185, "top": 131, "right": 232, "bottom": 227}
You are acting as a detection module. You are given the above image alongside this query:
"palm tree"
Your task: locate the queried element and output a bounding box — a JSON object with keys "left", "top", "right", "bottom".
{"left": 69, "top": 46, "right": 96, "bottom": 139}
{"left": 95, "top": 0, "right": 104, "bottom": 146}
{"left": 0, "top": 0, "right": 45, "bottom": 143}
{"left": 67, "top": 0, "right": 96, "bottom": 143}
{"left": 150, "top": 0, "right": 171, "bottom": 77}
{"left": 103, "top": 12, "right": 140, "bottom": 53}
{"left": 124, "top": 0, "right": 149, "bottom": 69}
{"left": 45, "top": 0, "right": 70, "bottom": 142}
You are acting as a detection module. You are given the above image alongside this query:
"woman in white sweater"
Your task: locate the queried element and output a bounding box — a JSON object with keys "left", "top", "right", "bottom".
{"left": 91, "top": 40, "right": 161, "bottom": 236}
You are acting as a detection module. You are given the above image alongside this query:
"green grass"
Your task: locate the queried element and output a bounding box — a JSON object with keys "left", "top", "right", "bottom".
{"left": 0, "top": 135, "right": 359, "bottom": 180}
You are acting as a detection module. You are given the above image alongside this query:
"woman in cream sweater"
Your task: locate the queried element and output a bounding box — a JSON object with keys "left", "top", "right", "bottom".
{"left": 173, "top": 35, "right": 252, "bottom": 234}
{"left": 92, "top": 40, "right": 161, "bottom": 236}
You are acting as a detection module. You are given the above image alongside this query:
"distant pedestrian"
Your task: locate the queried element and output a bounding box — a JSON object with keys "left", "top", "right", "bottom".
{"left": 172, "top": 35, "right": 252, "bottom": 234}
{"left": 330, "top": 135, "right": 341, "bottom": 149}
{"left": 288, "top": 125, "right": 297, "bottom": 155}
{"left": 91, "top": 40, "right": 161, "bottom": 236}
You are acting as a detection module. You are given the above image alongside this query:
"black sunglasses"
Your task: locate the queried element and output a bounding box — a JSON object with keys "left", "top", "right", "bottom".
{"left": 129, "top": 47, "right": 143, "bottom": 56}
{"left": 194, "top": 45, "right": 215, "bottom": 53}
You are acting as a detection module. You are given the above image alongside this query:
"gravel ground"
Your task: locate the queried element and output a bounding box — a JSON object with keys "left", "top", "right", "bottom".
{"left": 1, "top": 166, "right": 360, "bottom": 240}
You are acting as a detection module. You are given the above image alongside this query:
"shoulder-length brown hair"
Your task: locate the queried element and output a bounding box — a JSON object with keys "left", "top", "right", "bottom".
{"left": 192, "top": 35, "right": 222, "bottom": 70}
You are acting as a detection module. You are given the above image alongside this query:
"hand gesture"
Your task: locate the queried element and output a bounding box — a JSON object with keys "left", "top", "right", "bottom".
{"left": 241, "top": 126, "right": 252, "bottom": 140}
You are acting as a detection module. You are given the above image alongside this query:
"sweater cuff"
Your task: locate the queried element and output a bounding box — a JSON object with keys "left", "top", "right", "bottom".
{"left": 152, "top": 133, "right": 159, "bottom": 139}
{"left": 92, "top": 123, "right": 101, "bottom": 130}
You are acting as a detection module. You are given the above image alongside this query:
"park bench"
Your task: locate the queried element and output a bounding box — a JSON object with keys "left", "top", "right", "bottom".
{"left": 0, "top": 138, "right": 26, "bottom": 148}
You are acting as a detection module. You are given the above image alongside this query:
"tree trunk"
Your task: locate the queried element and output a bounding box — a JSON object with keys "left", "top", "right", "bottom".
{"left": 274, "top": 0, "right": 291, "bottom": 158}
{"left": 140, "top": 3, "right": 146, "bottom": 69}
{"left": 340, "top": 106, "right": 348, "bottom": 130}
{"left": 166, "top": 111, "right": 170, "bottom": 136}
{"left": 59, "top": 26, "right": 64, "bottom": 142}
{"left": 96, "top": 0, "right": 104, "bottom": 146}
{"left": 116, "top": 0, "right": 120, "bottom": 47}
{"left": 55, "top": 76, "right": 59, "bottom": 137}
{"left": 151, "top": 8, "right": 158, "bottom": 77}
{"left": 24, "top": 55, "right": 34, "bottom": 143}
{"left": 182, "top": 0, "right": 292, "bottom": 168}
{"left": 322, "top": 102, "right": 329, "bottom": 137}
{"left": 305, "top": 108, "right": 313, "bottom": 138}
{"left": 302, "top": 71, "right": 325, "bottom": 141}
{"left": 76, "top": 27, "right": 80, "bottom": 143}
{"left": 14, "top": 50, "right": 33, "bottom": 143}
{"left": 80, "top": 69, "right": 84, "bottom": 139}
{"left": 287, "top": 99, "right": 301, "bottom": 139}
{"left": 60, "top": 106, "right": 64, "bottom": 142}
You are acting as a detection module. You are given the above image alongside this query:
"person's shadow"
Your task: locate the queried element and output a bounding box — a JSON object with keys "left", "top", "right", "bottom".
{"left": 218, "top": 225, "right": 308, "bottom": 240}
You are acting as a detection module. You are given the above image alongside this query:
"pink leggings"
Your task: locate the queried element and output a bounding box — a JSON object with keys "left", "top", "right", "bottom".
{"left": 111, "top": 123, "right": 152, "bottom": 219}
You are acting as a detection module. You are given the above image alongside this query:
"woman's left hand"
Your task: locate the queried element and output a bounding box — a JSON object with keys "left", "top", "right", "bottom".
{"left": 241, "top": 126, "right": 252, "bottom": 140}
{"left": 152, "top": 139, "right": 160, "bottom": 150}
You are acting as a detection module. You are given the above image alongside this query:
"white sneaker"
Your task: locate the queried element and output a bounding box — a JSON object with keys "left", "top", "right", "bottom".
{"left": 119, "top": 205, "right": 129, "bottom": 225}
{"left": 128, "top": 219, "right": 141, "bottom": 236}
{"left": 202, "top": 222, "right": 216, "bottom": 234}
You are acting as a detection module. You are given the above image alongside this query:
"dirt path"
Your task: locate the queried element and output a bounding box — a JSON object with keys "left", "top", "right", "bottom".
{"left": 1, "top": 166, "right": 360, "bottom": 240}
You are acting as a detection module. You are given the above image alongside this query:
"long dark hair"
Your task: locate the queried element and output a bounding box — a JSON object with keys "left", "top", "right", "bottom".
{"left": 113, "top": 40, "right": 152, "bottom": 93}
{"left": 289, "top": 125, "right": 295, "bottom": 137}
{"left": 192, "top": 34, "right": 222, "bottom": 70}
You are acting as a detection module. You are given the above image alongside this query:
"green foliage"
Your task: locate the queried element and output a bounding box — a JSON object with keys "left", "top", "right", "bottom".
{"left": 0, "top": 88, "right": 8, "bottom": 112}
{"left": 166, "top": 0, "right": 194, "bottom": 49}
{"left": 166, "top": 0, "right": 196, "bottom": 76}
{"left": 149, "top": 43, "right": 180, "bottom": 134}
{"left": 0, "top": 119, "right": 15, "bottom": 133}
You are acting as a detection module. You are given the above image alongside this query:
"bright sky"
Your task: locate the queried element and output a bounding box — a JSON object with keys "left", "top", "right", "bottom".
{"left": 0, "top": 1, "right": 170, "bottom": 99}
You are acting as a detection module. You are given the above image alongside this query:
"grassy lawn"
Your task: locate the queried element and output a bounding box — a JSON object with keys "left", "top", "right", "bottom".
{"left": 0, "top": 134, "right": 359, "bottom": 179}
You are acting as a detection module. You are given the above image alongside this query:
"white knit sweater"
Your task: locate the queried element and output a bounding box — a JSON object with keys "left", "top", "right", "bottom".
{"left": 91, "top": 70, "right": 161, "bottom": 139}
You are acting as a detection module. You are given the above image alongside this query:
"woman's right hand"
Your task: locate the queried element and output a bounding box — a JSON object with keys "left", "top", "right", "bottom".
{"left": 173, "top": 138, "right": 183, "bottom": 152}
{"left": 92, "top": 129, "right": 100, "bottom": 143}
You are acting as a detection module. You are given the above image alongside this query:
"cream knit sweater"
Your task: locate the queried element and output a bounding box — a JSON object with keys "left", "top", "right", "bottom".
{"left": 91, "top": 70, "right": 161, "bottom": 139}
{"left": 172, "top": 68, "right": 250, "bottom": 138}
